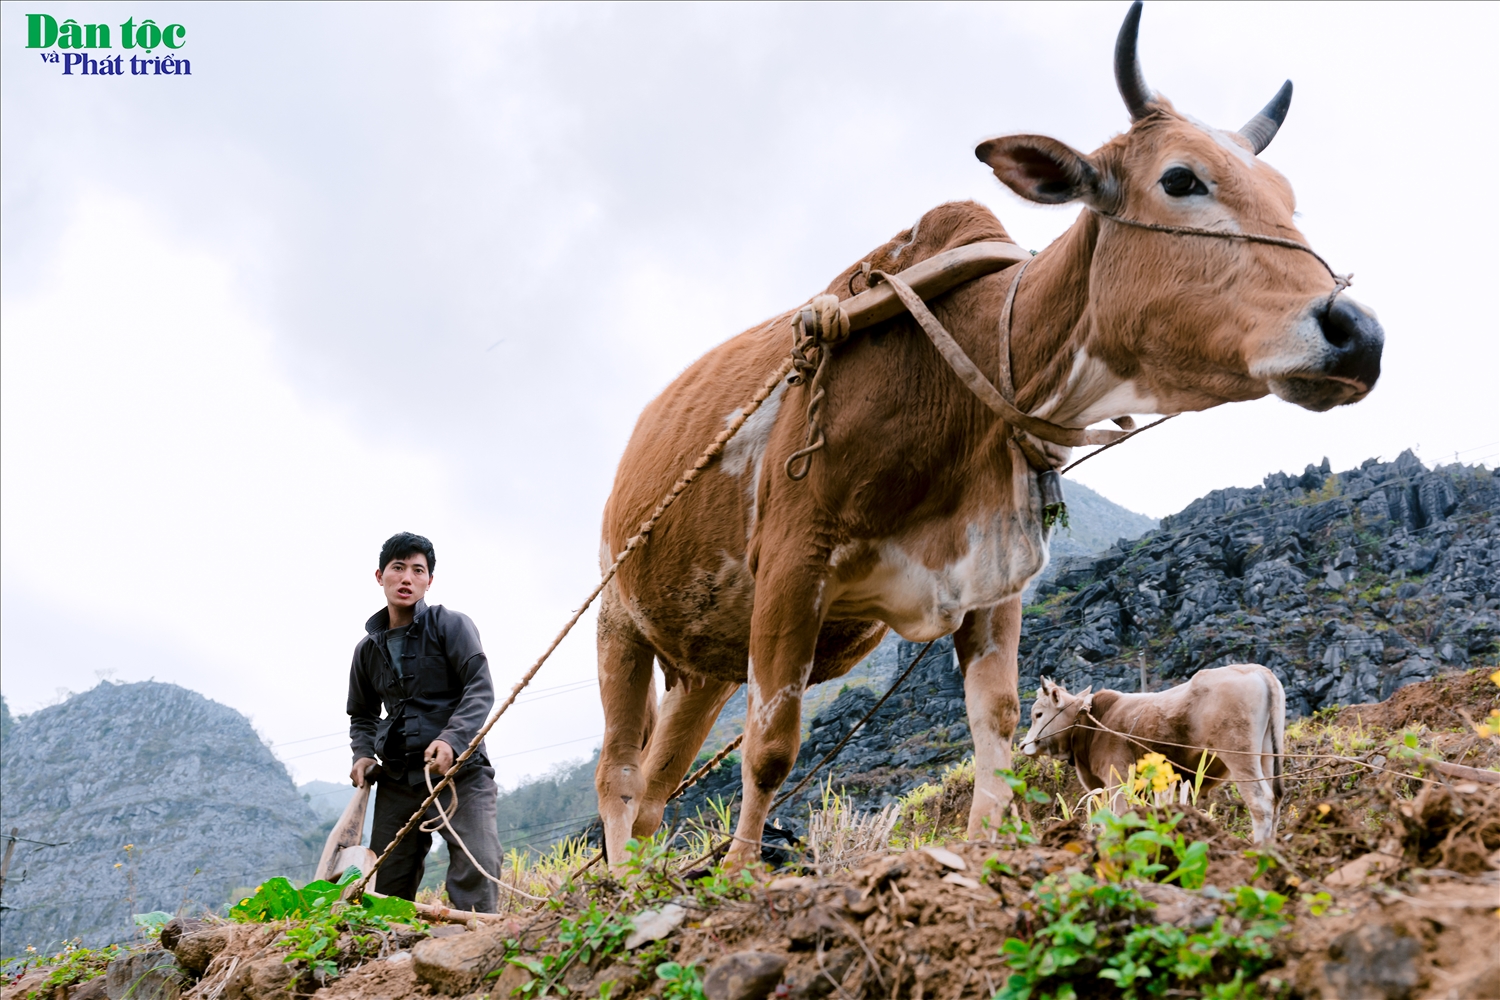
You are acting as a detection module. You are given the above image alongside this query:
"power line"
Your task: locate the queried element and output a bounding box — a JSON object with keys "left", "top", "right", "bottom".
{"left": 493, "top": 734, "right": 601, "bottom": 760}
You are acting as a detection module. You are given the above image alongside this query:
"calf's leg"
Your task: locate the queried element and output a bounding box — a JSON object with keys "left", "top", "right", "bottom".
{"left": 956, "top": 599, "right": 1022, "bottom": 838}
{"left": 1226, "top": 752, "right": 1277, "bottom": 845}
{"left": 595, "top": 591, "right": 659, "bottom": 869}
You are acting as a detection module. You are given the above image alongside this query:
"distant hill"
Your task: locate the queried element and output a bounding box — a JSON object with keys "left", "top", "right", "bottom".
{"left": 0, "top": 682, "right": 320, "bottom": 956}
{"left": 1046, "top": 476, "right": 1159, "bottom": 561}
{"left": 300, "top": 779, "right": 359, "bottom": 824}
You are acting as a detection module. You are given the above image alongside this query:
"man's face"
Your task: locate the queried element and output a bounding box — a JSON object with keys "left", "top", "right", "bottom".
{"left": 376, "top": 553, "right": 432, "bottom": 610}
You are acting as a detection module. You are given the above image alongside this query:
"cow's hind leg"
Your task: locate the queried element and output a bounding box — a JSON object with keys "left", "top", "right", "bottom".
{"left": 596, "top": 590, "right": 658, "bottom": 868}
{"left": 1226, "top": 753, "right": 1277, "bottom": 846}
{"left": 631, "top": 675, "right": 740, "bottom": 841}
{"left": 956, "top": 600, "right": 1022, "bottom": 838}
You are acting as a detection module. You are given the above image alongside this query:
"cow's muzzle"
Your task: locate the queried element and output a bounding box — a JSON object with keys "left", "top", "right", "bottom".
{"left": 1270, "top": 296, "right": 1384, "bottom": 411}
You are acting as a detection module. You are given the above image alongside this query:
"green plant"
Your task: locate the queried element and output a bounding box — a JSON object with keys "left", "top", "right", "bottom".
{"left": 996, "top": 872, "right": 1288, "bottom": 1000}
{"left": 1092, "top": 809, "right": 1209, "bottom": 889}
{"left": 132, "top": 911, "right": 172, "bottom": 940}
{"left": 506, "top": 900, "right": 632, "bottom": 998}
{"left": 1300, "top": 891, "right": 1333, "bottom": 917}
{"left": 226, "top": 868, "right": 420, "bottom": 986}
{"left": 656, "top": 961, "right": 707, "bottom": 1000}
{"left": 2, "top": 940, "right": 125, "bottom": 998}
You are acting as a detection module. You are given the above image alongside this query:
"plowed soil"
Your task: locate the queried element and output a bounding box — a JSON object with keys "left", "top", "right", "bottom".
{"left": 10, "top": 670, "right": 1499, "bottom": 1000}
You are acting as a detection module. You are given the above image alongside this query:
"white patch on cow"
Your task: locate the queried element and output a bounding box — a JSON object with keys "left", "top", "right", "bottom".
{"left": 719, "top": 379, "right": 786, "bottom": 533}
{"left": 599, "top": 537, "right": 613, "bottom": 573}
{"left": 720, "top": 379, "right": 786, "bottom": 478}
{"left": 1033, "top": 351, "right": 1161, "bottom": 427}
{"left": 829, "top": 513, "right": 1047, "bottom": 641}
{"left": 1201, "top": 122, "right": 1260, "bottom": 168}
{"left": 751, "top": 680, "right": 802, "bottom": 729}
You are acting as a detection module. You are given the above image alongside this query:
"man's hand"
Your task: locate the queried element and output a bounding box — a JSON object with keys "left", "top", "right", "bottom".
{"left": 351, "top": 757, "right": 378, "bottom": 788}
{"left": 424, "top": 739, "right": 456, "bottom": 774}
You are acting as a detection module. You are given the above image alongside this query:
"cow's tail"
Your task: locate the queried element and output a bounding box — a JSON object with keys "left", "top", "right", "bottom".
{"left": 1265, "top": 669, "right": 1286, "bottom": 806}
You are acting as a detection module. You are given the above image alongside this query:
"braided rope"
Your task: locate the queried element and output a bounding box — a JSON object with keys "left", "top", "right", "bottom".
{"left": 670, "top": 733, "right": 745, "bottom": 801}
{"left": 349, "top": 354, "right": 796, "bottom": 900}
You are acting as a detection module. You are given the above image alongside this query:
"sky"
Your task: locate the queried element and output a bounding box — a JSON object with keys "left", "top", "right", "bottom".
{"left": 2, "top": 1, "right": 1496, "bottom": 789}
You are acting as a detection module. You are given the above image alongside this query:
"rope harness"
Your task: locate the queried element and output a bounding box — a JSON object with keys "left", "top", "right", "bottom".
{"left": 353, "top": 216, "right": 1353, "bottom": 900}
{"left": 784, "top": 214, "right": 1352, "bottom": 511}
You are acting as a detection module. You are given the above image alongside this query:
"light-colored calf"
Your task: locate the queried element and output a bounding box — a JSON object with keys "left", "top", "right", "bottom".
{"left": 1019, "top": 665, "right": 1286, "bottom": 844}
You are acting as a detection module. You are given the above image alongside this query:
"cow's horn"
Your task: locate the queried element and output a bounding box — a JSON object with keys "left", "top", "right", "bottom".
{"left": 1115, "top": 1, "right": 1156, "bottom": 121}
{"left": 1238, "top": 80, "right": 1293, "bottom": 154}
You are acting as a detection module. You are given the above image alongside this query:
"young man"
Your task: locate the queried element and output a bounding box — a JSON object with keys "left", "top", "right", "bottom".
{"left": 348, "top": 532, "right": 502, "bottom": 911}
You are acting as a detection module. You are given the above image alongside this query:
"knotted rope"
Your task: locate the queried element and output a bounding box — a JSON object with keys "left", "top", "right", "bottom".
{"left": 785, "top": 295, "right": 851, "bottom": 480}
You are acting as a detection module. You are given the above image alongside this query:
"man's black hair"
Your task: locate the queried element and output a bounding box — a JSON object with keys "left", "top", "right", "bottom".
{"left": 379, "top": 532, "right": 436, "bottom": 574}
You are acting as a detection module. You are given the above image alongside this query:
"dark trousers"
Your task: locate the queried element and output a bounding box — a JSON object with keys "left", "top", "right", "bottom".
{"left": 369, "top": 764, "right": 501, "bottom": 913}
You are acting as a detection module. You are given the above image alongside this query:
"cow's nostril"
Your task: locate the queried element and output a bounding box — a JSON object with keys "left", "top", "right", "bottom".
{"left": 1318, "top": 298, "right": 1358, "bottom": 350}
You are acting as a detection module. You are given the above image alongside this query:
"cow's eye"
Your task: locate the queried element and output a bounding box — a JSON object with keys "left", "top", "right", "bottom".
{"left": 1161, "top": 166, "right": 1208, "bottom": 198}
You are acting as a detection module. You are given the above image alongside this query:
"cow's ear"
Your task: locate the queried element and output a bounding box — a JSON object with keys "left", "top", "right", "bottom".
{"left": 976, "top": 135, "right": 1106, "bottom": 206}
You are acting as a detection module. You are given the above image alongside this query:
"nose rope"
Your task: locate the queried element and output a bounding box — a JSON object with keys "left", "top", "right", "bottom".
{"left": 1023, "top": 709, "right": 1078, "bottom": 750}
{"left": 1091, "top": 211, "right": 1353, "bottom": 306}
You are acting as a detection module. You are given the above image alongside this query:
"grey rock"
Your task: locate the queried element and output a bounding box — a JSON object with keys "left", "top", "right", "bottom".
{"left": 105, "top": 950, "right": 185, "bottom": 1000}
{"left": 624, "top": 903, "right": 686, "bottom": 949}
{"left": 411, "top": 926, "right": 512, "bottom": 995}
{"left": 705, "top": 951, "right": 787, "bottom": 1000}
{"left": 1322, "top": 924, "right": 1423, "bottom": 1000}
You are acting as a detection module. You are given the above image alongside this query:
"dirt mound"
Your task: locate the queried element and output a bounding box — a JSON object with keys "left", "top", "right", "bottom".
{"left": 1336, "top": 668, "right": 1499, "bottom": 733}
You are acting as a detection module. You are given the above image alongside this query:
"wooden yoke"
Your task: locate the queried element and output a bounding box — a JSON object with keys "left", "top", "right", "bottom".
{"left": 842, "top": 241, "right": 1033, "bottom": 332}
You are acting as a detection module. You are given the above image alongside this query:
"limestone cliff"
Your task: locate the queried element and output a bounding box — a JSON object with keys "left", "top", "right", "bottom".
{"left": 0, "top": 682, "right": 319, "bottom": 956}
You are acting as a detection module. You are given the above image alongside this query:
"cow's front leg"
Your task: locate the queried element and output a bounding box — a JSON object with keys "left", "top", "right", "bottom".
{"left": 595, "top": 591, "right": 659, "bottom": 870}
{"left": 727, "top": 564, "right": 824, "bottom": 870}
{"left": 956, "top": 598, "right": 1022, "bottom": 839}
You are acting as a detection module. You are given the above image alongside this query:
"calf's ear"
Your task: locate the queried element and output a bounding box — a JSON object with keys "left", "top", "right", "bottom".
{"left": 976, "top": 135, "right": 1107, "bottom": 207}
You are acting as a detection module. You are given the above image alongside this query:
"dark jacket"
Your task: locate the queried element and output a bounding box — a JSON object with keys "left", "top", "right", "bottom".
{"left": 348, "top": 600, "right": 493, "bottom": 784}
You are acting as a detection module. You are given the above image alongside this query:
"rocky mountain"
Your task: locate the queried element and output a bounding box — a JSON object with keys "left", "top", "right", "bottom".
{"left": 0, "top": 682, "right": 320, "bottom": 957}
{"left": 667, "top": 452, "right": 1499, "bottom": 823}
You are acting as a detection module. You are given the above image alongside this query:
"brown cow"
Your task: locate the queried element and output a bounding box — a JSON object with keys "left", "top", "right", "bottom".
{"left": 595, "top": 0, "right": 1384, "bottom": 869}
{"left": 1019, "top": 668, "right": 1286, "bottom": 844}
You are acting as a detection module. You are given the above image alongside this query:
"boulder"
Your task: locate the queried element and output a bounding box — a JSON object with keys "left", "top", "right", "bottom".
{"left": 169, "top": 924, "right": 242, "bottom": 976}
{"left": 104, "top": 950, "right": 185, "bottom": 1000}
{"left": 218, "top": 953, "right": 312, "bottom": 1000}
{"left": 411, "top": 925, "right": 512, "bottom": 995}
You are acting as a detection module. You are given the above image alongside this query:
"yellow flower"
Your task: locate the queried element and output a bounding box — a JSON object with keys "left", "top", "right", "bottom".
{"left": 1490, "top": 669, "right": 1500, "bottom": 688}
{"left": 114, "top": 863, "right": 123, "bottom": 868}
{"left": 1476, "top": 709, "right": 1500, "bottom": 739}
